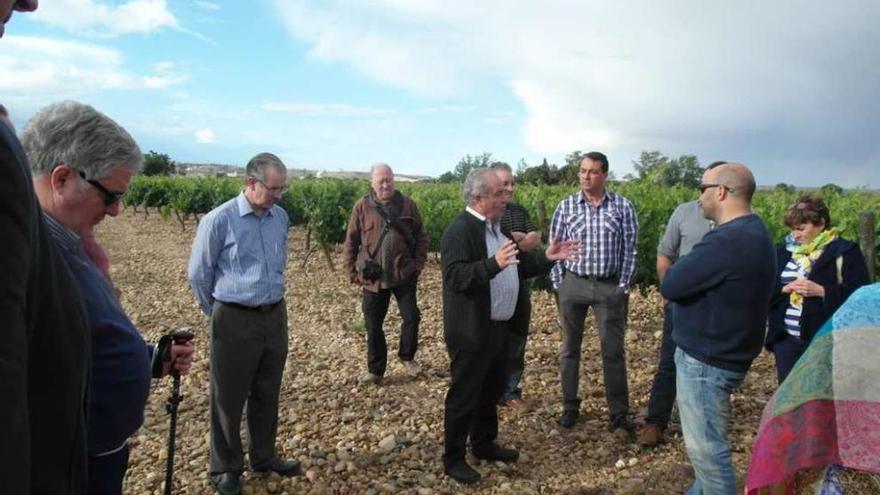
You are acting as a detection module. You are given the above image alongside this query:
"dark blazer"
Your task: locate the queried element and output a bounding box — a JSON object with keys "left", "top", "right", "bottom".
{"left": 767, "top": 237, "right": 870, "bottom": 348}
{"left": 0, "top": 124, "right": 90, "bottom": 494}
{"left": 440, "top": 210, "right": 552, "bottom": 351}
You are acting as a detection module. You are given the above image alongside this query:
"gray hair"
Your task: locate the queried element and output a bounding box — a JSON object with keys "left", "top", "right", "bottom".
{"left": 370, "top": 162, "right": 393, "bottom": 176}
{"left": 246, "top": 152, "right": 287, "bottom": 182}
{"left": 489, "top": 162, "right": 512, "bottom": 173}
{"left": 21, "top": 100, "right": 143, "bottom": 179}
{"left": 463, "top": 168, "right": 495, "bottom": 205}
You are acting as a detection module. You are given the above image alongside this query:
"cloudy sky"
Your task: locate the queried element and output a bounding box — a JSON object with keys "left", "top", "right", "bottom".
{"left": 2, "top": 0, "right": 879, "bottom": 187}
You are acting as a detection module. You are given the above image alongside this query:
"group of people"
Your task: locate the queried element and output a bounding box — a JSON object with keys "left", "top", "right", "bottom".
{"left": 3, "top": 6, "right": 874, "bottom": 495}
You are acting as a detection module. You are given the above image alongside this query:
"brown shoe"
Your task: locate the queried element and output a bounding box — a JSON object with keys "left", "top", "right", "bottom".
{"left": 637, "top": 424, "right": 665, "bottom": 447}
{"left": 501, "top": 397, "right": 532, "bottom": 411}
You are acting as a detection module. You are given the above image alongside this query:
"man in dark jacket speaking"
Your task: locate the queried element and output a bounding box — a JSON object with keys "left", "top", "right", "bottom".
{"left": 342, "top": 163, "right": 429, "bottom": 384}
{"left": 660, "top": 162, "right": 776, "bottom": 495}
{"left": 439, "top": 168, "right": 578, "bottom": 484}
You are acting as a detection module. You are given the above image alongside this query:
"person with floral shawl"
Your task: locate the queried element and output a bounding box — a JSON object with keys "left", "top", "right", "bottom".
{"left": 747, "top": 282, "right": 880, "bottom": 494}
{"left": 765, "top": 196, "right": 869, "bottom": 383}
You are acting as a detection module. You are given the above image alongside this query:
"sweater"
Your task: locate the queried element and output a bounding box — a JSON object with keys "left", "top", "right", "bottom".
{"left": 661, "top": 213, "right": 776, "bottom": 372}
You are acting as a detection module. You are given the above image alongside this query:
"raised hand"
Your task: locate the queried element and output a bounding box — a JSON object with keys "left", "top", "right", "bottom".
{"left": 494, "top": 240, "right": 520, "bottom": 269}
{"left": 545, "top": 239, "right": 581, "bottom": 262}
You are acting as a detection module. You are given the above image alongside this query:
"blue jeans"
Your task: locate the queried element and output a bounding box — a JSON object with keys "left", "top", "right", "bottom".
{"left": 502, "top": 329, "right": 527, "bottom": 400}
{"left": 675, "top": 347, "right": 746, "bottom": 495}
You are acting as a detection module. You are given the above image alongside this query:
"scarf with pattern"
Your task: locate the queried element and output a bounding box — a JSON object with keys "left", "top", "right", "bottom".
{"left": 786, "top": 227, "right": 839, "bottom": 307}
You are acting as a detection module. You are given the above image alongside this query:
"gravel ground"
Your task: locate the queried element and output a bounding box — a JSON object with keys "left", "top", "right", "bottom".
{"left": 98, "top": 209, "right": 783, "bottom": 495}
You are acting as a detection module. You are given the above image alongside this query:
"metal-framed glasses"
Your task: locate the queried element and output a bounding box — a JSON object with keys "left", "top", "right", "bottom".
{"left": 78, "top": 170, "right": 125, "bottom": 206}
{"left": 251, "top": 176, "right": 289, "bottom": 194}
{"left": 698, "top": 183, "right": 735, "bottom": 194}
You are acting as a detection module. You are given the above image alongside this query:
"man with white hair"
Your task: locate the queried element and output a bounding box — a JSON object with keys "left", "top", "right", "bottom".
{"left": 342, "top": 163, "right": 428, "bottom": 384}
{"left": 440, "top": 168, "right": 578, "bottom": 484}
{"left": 24, "top": 100, "right": 194, "bottom": 495}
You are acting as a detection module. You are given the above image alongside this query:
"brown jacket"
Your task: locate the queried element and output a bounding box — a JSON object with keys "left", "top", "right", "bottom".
{"left": 342, "top": 190, "right": 429, "bottom": 293}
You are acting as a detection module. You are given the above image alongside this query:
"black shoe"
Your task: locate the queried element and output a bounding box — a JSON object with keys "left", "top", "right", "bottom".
{"left": 444, "top": 460, "right": 481, "bottom": 484}
{"left": 211, "top": 472, "right": 241, "bottom": 495}
{"left": 251, "top": 458, "right": 302, "bottom": 477}
{"left": 609, "top": 414, "right": 635, "bottom": 432}
{"left": 558, "top": 410, "right": 579, "bottom": 428}
{"left": 473, "top": 444, "right": 519, "bottom": 463}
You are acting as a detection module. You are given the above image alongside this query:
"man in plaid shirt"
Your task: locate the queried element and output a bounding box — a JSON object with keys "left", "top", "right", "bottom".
{"left": 549, "top": 151, "right": 638, "bottom": 435}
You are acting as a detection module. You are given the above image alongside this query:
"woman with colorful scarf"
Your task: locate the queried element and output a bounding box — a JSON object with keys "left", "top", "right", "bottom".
{"left": 765, "top": 195, "right": 870, "bottom": 383}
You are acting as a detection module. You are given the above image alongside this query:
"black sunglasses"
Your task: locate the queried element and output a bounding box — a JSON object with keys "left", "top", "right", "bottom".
{"left": 698, "top": 183, "right": 735, "bottom": 194}
{"left": 78, "top": 170, "right": 125, "bottom": 206}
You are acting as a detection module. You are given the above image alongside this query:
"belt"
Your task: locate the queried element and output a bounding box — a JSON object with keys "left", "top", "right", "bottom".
{"left": 573, "top": 272, "right": 618, "bottom": 282}
{"left": 220, "top": 299, "right": 283, "bottom": 313}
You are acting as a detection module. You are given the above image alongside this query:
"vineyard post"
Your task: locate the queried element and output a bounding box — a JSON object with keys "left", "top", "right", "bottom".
{"left": 535, "top": 200, "right": 548, "bottom": 241}
{"left": 859, "top": 210, "right": 876, "bottom": 280}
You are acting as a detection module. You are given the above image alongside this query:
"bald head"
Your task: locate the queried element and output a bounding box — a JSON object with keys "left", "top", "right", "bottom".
{"left": 370, "top": 162, "right": 395, "bottom": 204}
{"left": 712, "top": 163, "right": 756, "bottom": 202}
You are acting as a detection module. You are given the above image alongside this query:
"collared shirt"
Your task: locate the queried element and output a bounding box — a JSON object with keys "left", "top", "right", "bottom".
{"left": 549, "top": 190, "right": 638, "bottom": 289}
{"left": 188, "top": 192, "right": 289, "bottom": 316}
{"left": 466, "top": 206, "right": 519, "bottom": 320}
{"left": 657, "top": 200, "right": 714, "bottom": 261}
{"left": 44, "top": 213, "right": 152, "bottom": 455}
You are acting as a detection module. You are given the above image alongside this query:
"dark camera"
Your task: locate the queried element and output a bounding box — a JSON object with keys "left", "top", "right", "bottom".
{"left": 360, "top": 260, "right": 382, "bottom": 282}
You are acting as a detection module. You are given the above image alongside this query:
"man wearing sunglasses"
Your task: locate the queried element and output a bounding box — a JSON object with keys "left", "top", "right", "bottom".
{"left": 660, "top": 163, "right": 775, "bottom": 494}
{"left": 189, "top": 153, "right": 299, "bottom": 495}
{"left": 24, "top": 101, "right": 195, "bottom": 495}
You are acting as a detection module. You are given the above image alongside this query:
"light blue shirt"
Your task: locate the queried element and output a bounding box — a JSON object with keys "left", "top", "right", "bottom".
{"left": 466, "top": 206, "right": 519, "bottom": 321}
{"left": 188, "top": 192, "right": 289, "bottom": 316}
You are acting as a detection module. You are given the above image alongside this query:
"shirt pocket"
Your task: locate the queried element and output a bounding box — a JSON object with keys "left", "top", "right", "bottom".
{"left": 566, "top": 213, "right": 587, "bottom": 239}
{"left": 602, "top": 211, "right": 622, "bottom": 234}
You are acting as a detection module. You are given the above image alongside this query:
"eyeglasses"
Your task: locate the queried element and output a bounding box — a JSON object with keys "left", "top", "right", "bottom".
{"left": 251, "top": 176, "right": 289, "bottom": 194}
{"left": 698, "top": 183, "right": 735, "bottom": 194}
{"left": 78, "top": 170, "right": 126, "bottom": 206}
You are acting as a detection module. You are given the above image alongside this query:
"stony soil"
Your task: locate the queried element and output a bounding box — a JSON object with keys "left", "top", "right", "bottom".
{"left": 99, "top": 209, "right": 782, "bottom": 495}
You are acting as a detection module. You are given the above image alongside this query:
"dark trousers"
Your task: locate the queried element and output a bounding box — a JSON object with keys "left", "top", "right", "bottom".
{"left": 771, "top": 333, "right": 806, "bottom": 384}
{"left": 209, "top": 301, "right": 288, "bottom": 475}
{"left": 362, "top": 280, "right": 420, "bottom": 375}
{"left": 502, "top": 292, "right": 531, "bottom": 399}
{"left": 558, "top": 275, "right": 630, "bottom": 422}
{"left": 87, "top": 445, "right": 129, "bottom": 495}
{"left": 443, "top": 321, "right": 509, "bottom": 465}
{"left": 645, "top": 303, "right": 676, "bottom": 430}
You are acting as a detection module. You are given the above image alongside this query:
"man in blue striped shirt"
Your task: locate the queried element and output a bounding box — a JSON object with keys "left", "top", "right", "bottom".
{"left": 188, "top": 153, "right": 298, "bottom": 495}
{"left": 549, "top": 151, "right": 638, "bottom": 435}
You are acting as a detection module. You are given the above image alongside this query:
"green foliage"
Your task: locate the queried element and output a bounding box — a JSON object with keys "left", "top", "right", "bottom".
{"left": 126, "top": 176, "right": 880, "bottom": 283}
{"left": 820, "top": 183, "right": 844, "bottom": 195}
{"left": 774, "top": 182, "right": 796, "bottom": 193}
{"left": 439, "top": 152, "right": 494, "bottom": 182}
{"left": 142, "top": 150, "right": 176, "bottom": 176}
{"left": 628, "top": 150, "right": 703, "bottom": 188}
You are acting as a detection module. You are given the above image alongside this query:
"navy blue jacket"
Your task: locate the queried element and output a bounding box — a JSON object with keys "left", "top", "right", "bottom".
{"left": 766, "top": 238, "right": 870, "bottom": 348}
{"left": 661, "top": 213, "right": 776, "bottom": 372}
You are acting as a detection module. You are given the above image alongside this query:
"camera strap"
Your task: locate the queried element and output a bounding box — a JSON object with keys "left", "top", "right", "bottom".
{"left": 367, "top": 220, "right": 392, "bottom": 261}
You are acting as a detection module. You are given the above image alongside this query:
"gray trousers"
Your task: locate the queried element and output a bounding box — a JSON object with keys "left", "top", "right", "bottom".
{"left": 558, "top": 274, "right": 630, "bottom": 420}
{"left": 209, "top": 301, "right": 288, "bottom": 475}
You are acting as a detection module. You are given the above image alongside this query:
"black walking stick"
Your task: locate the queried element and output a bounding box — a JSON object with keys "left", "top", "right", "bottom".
{"left": 160, "top": 330, "right": 194, "bottom": 495}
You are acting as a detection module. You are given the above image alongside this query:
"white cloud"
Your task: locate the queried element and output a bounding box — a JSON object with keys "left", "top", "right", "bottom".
{"left": 261, "top": 101, "right": 396, "bottom": 118}
{"left": 273, "top": 0, "right": 880, "bottom": 175}
{"left": 195, "top": 128, "right": 216, "bottom": 143}
{"left": 0, "top": 36, "right": 188, "bottom": 97}
{"left": 30, "top": 0, "right": 178, "bottom": 37}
